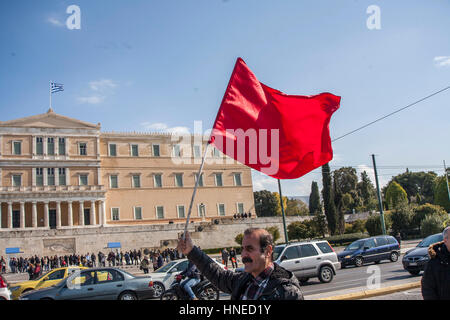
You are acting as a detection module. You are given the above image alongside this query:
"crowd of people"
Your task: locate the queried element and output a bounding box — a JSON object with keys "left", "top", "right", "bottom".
{"left": 0, "top": 247, "right": 187, "bottom": 279}
{"left": 233, "top": 212, "right": 252, "bottom": 220}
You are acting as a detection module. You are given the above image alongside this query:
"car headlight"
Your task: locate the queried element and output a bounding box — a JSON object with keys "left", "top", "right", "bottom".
{"left": 10, "top": 286, "right": 21, "bottom": 292}
{"left": 344, "top": 255, "right": 351, "bottom": 259}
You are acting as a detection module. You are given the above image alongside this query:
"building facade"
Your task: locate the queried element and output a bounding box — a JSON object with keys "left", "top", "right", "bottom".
{"left": 0, "top": 109, "right": 254, "bottom": 231}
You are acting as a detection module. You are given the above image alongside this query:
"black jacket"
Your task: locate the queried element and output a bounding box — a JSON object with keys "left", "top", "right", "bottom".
{"left": 187, "top": 246, "right": 303, "bottom": 300}
{"left": 181, "top": 260, "right": 201, "bottom": 280}
{"left": 421, "top": 241, "right": 450, "bottom": 300}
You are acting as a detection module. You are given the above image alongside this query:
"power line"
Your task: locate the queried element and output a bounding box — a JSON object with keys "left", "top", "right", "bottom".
{"left": 332, "top": 85, "right": 450, "bottom": 142}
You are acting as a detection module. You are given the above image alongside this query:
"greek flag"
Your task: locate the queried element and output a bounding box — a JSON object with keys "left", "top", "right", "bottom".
{"left": 51, "top": 82, "right": 64, "bottom": 93}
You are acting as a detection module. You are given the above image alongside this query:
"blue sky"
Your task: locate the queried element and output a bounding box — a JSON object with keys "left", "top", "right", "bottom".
{"left": 1, "top": 0, "right": 449, "bottom": 196}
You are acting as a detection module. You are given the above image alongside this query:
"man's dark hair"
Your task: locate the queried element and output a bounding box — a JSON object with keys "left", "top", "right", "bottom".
{"left": 244, "top": 228, "right": 274, "bottom": 255}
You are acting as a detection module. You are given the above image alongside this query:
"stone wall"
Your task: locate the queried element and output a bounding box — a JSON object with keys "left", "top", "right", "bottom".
{"left": 0, "top": 216, "right": 311, "bottom": 256}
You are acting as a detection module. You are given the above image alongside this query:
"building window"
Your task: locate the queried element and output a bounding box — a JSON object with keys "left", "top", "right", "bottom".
{"left": 36, "top": 168, "right": 43, "bottom": 186}
{"left": 58, "top": 138, "right": 65, "bottom": 155}
{"left": 111, "top": 208, "right": 120, "bottom": 221}
{"left": 154, "top": 174, "right": 162, "bottom": 188}
{"left": 13, "top": 141, "right": 22, "bottom": 155}
{"left": 47, "top": 138, "right": 55, "bottom": 155}
{"left": 193, "top": 145, "right": 201, "bottom": 158}
{"left": 79, "top": 143, "right": 87, "bottom": 156}
{"left": 218, "top": 203, "right": 225, "bottom": 216}
{"left": 177, "top": 205, "right": 186, "bottom": 218}
{"left": 79, "top": 174, "right": 88, "bottom": 186}
{"left": 110, "top": 175, "right": 118, "bottom": 189}
{"left": 132, "top": 175, "right": 141, "bottom": 188}
{"left": 131, "top": 144, "right": 139, "bottom": 157}
{"left": 215, "top": 173, "right": 223, "bottom": 187}
{"left": 152, "top": 144, "right": 160, "bottom": 157}
{"left": 195, "top": 173, "right": 204, "bottom": 187}
{"left": 198, "top": 204, "right": 206, "bottom": 218}
{"left": 237, "top": 203, "right": 244, "bottom": 214}
{"left": 175, "top": 173, "right": 183, "bottom": 187}
{"left": 173, "top": 144, "right": 181, "bottom": 157}
{"left": 134, "top": 207, "right": 143, "bottom": 220}
{"left": 156, "top": 206, "right": 164, "bottom": 219}
{"left": 36, "top": 137, "right": 43, "bottom": 155}
{"left": 47, "top": 168, "right": 55, "bottom": 186}
{"left": 12, "top": 175, "right": 22, "bottom": 187}
{"left": 109, "top": 144, "right": 117, "bottom": 157}
{"left": 234, "top": 173, "right": 242, "bottom": 186}
{"left": 59, "top": 168, "right": 66, "bottom": 186}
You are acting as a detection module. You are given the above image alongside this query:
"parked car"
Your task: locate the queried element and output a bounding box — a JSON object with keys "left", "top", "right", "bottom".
{"left": 9, "top": 266, "right": 88, "bottom": 300}
{"left": 273, "top": 240, "right": 340, "bottom": 284}
{"left": 19, "top": 268, "right": 154, "bottom": 300}
{"left": 338, "top": 235, "right": 400, "bottom": 268}
{"left": 149, "top": 258, "right": 226, "bottom": 298}
{"left": 402, "top": 233, "right": 444, "bottom": 275}
{"left": 0, "top": 274, "right": 11, "bottom": 300}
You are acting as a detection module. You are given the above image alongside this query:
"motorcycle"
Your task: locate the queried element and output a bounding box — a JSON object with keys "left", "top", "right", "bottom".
{"left": 160, "top": 274, "right": 220, "bottom": 300}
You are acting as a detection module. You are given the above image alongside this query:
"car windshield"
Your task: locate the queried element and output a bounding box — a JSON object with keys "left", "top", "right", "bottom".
{"left": 273, "top": 245, "right": 285, "bottom": 261}
{"left": 153, "top": 261, "right": 178, "bottom": 273}
{"left": 417, "top": 234, "right": 443, "bottom": 247}
{"left": 35, "top": 270, "right": 53, "bottom": 281}
{"left": 346, "top": 240, "right": 364, "bottom": 251}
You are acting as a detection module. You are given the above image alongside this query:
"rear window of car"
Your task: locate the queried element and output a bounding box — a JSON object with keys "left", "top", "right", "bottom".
{"left": 316, "top": 242, "right": 333, "bottom": 254}
{"left": 299, "top": 244, "right": 319, "bottom": 257}
{"left": 387, "top": 237, "right": 398, "bottom": 245}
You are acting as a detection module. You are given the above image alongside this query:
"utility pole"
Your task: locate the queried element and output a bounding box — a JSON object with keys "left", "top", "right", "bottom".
{"left": 372, "top": 154, "right": 387, "bottom": 235}
{"left": 444, "top": 161, "right": 450, "bottom": 202}
{"left": 277, "top": 179, "right": 289, "bottom": 244}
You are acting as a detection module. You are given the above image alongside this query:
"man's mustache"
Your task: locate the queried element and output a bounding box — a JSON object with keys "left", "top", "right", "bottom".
{"left": 242, "top": 257, "right": 253, "bottom": 264}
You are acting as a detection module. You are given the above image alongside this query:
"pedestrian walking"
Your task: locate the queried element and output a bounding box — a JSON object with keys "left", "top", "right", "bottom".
{"left": 140, "top": 256, "right": 150, "bottom": 274}
{"left": 221, "top": 248, "right": 229, "bottom": 268}
{"left": 229, "top": 247, "right": 238, "bottom": 268}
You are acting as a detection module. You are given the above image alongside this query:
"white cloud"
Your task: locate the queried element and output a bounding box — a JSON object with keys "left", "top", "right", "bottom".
{"left": 77, "top": 96, "right": 105, "bottom": 104}
{"left": 140, "top": 122, "right": 190, "bottom": 135}
{"left": 89, "top": 79, "right": 118, "bottom": 91}
{"left": 355, "top": 164, "right": 389, "bottom": 188}
{"left": 434, "top": 56, "right": 450, "bottom": 67}
{"left": 251, "top": 170, "right": 278, "bottom": 192}
{"left": 47, "top": 17, "right": 64, "bottom": 27}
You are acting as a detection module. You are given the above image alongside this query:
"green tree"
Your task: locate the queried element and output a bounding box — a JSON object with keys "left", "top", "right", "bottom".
{"left": 285, "top": 198, "right": 309, "bottom": 216}
{"left": 273, "top": 192, "right": 288, "bottom": 216}
{"left": 389, "top": 171, "right": 438, "bottom": 204}
{"left": 365, "top": 213, "right": 392, "bottom": 236}
{"left": 421, "top": 214, "right": 445, "bottom": 237}
{"left": 309, "top": 181, "right": 321, "bottom": 215}
{"left": 385, "top": 181, "right": 408, "bottom": 210}
{"left": 434, "top": 176, "right": 450, "bottom": 212}
{"left": 312, "top": 210, "right": 328, "bottom": 238}
{"left": 287, "top": 221, "right": 310, "bottom": 240}
{"left": 322, "top": 163, "right": 337, "bottom": 235}
{"left": 357, "top": 171, "right": 377, "bottom": 211}
{"left": 412, "top": 203, "right": 447, "bottom": 232}
{"left": 390, "top": 204, "right": 414, "bottom": 236}
{"left": 265, "top": 226, "right": 280, "bottom": 243}
{"left": 254, "top": 190, "right": 278, "bottom": 217}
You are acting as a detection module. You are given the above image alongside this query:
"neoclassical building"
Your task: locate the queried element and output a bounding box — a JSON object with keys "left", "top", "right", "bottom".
{"left": 0, "top": 109, "right": 254, "bottom": 231}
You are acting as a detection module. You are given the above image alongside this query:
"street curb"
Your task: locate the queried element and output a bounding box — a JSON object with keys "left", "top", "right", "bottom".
{"left": 318, "top": 281, "right": 421, "bottom": 300}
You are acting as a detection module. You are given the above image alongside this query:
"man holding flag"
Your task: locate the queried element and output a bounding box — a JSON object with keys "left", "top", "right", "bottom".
{"left": 177, "top": 57, "right": 340, "bottom": 300}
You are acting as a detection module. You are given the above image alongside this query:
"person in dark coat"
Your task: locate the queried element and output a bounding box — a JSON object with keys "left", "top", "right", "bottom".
{"left": 421, "top": 226, "right": 450, "bottom": 300}
{"left": 178, "top": 228, "right": 303, "bottom": 300}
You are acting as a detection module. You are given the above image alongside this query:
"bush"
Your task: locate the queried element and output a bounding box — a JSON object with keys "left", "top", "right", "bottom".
{"left": 421, "top": 214, "right": 445, "bottom": 238}
{"left": 365, "top": 213, "right": 392, "bottom": 236}
{"left": 234, "top": 233, "right": 244, "bottom": 246}
{"left": 287, "top": 222, "right": 310, "bottom": 241}
{"left": 324, "top": 233, "right": 368, "bottom": 247}
{"left": 391, "top": 205, "right": 414, "bottom": 235}
{"left": 345, "top": 219, "right": 366, "bottom": 234}
{"left": 265, "top": 226, "right": 280, "bottom": 243}
{"left": 412, "top": 203, "right": 447, "bottom": 231}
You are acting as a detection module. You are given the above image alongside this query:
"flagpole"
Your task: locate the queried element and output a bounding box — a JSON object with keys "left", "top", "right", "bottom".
{"left": 49, "top": 81, "right": 52, "bottom": 109}
{"left": 277, "top": 179, "right": 289, "bottom": 244}
{"left": 182, "top": 140, "right": 211, "bottom": 240}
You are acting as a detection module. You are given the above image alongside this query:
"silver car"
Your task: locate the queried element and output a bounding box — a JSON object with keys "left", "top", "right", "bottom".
{"left": 273, "top": 240, "right": 340, "bottom": 284}
{"left": 19, "top": 268, "right": 155, "bottom": 300}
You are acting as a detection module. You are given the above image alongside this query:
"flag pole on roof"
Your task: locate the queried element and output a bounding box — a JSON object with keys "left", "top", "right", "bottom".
{"left": 49, "top": 81, "right": 64, "bottom": 111}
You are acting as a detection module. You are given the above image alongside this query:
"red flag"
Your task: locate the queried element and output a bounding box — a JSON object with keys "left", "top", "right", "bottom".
{"left": 211, "top": 58, "right": 340, "bottom": 179}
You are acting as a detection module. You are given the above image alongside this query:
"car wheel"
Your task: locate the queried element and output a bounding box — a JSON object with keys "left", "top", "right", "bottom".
{"left": 408, "top": 270, "right": 420, "bottom": 276}
{"left": 355, "top": 257, "right": 363, "bottom": 267}
{"left": 299, "top": 278, "right": 309, "bottom": 284}
{"left": 152, "top": 282, "right": 165, "bottom": 298}
{"left": 118, "top": 291, "right": 137, "bottom": 301}
{"left": 318, "top": 266, "right": 334, "bottom": 283}
{"left": 160, "top": 290, "right": 178, "bottom": 300}
{"left": 199, "top": 284, "right": 220, "bottom": 300}
{"left": 390, "top": 252, "right": 399, "bottom": 262}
